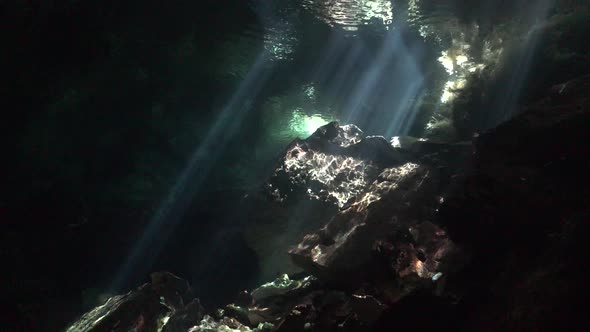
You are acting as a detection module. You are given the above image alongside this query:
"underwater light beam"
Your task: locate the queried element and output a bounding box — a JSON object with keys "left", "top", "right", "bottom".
{"left": 111, "top": 51, "right": 275, "bottom": 292}
{"left": 310, "top": 32, "right": 350, "bottom": 83}
{"left": 385, "top": 79, "right": 425, "bottom": 137}
{"left": 340, "top": 26, "right": 425, "bottom": 136}
{"left": 383, "top": 41, "right": 425, "bottom": 136}
{"left": 323, "top": 41, "right": 366, "bottom": 105}
{"left": 492, "top": 0, "right": 555, "bottom": 123}
{"left": 342, "top": 29, "right": 404, "bottom": 125}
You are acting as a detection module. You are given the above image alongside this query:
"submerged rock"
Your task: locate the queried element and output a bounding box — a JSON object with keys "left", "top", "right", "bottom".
{"left": 245, "top": 121, "right": 466, "bottom": 299}
{"left": 65, "top": 283, "right": 167, "bottom": 332}
{"left": 163, "top": 300, "right": 205, "bottom": 332}
{"left": 250, "top": 275, "right": 317, "bottom": 302}
{"left": 66, "top": 272, "right": 202, "bottom": 332}
{"left": 289, "top": 159, "right": 455, "bottom": 294}
{"left": 267, "top": 122, "right": 406, "bottom": 207}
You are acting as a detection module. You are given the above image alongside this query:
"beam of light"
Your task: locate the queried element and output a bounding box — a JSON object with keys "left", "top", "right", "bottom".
{"left": 381, "top": 39, "right": 425, "bottom": 136}
{"left": 110, "top": 51, "right": 275, "bottom": 292}
{"left": 310, "top": 31, "right": 350, "bottom": 84}
{"left": 341, "top": 27, "right": 425, "bottom": 136}
{"left": 321, "top": 41, "right": 366, "bottom": 103}
{"left": 384, "top": 79, "right": 425, "bottom": 137}
{"left": 255, "top": 198, "right": 323, "bottom": 282}
{"left": 492, "top": 0, "right": 555, "bottom": 123}
{"left": 342, "top": 29, "right": 402, "bottom": 125}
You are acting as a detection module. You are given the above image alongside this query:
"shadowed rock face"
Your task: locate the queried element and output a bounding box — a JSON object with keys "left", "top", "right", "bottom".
{"left": 435, "top": 75, "right": 590, "bottom": 332}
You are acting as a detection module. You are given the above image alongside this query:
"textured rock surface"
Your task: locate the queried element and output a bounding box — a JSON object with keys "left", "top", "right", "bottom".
{"left": 267, "top": 122, "right": 406, "bottom": 207}
{"left": 243, "top": 122, "right": 469, "bottom": 282}
{"left": 163, "top": 300, "right": 206, "bottom": 332}
{"left": 270, "top": 123, "right": 461, "bottom": 291}
{"left": 245, "top": 120, "right": 469, "bottom": 301}
{"left": 66, "top": 272, "right": 202, "bottom": 332}
{"left": 65, "top": 284, "right": 166, "bottom": 332}
{"left": 289, "top": 162, "right": 451, "bottom": 283}
{"left": 245, "top": 123, "right": 409, "bottom": 281}
{"left": 250, "top": 275, "right": 317, "bottom": 302}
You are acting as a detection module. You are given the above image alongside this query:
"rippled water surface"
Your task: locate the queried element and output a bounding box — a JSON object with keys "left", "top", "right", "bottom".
{"left": 303, "top": 0, "right": 394, "bottom": 31}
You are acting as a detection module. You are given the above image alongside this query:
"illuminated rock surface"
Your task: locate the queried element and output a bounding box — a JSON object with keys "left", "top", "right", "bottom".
{"left": 288, "top": 161, "right": 453, "bottom": 286}
{"left": 250, "top": 275, "right": 317, "bottom": 302}
{"left": 267, "top": 122, "right": 407, "bottom": 207}
{"left": 65, "top": 272, "right": 203, "bottom": 332}
{"left": 245, "top": 122, "right": 411, "bottom": 280}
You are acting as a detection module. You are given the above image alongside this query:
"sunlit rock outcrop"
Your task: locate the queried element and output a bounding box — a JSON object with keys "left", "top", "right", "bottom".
{"left": 251, "top": 275, "right": 317, "bottom": 302}
{"left": 289, "top": 160, "right": 455, "bottom": 289}
{"left": 245, "top": 121, "right": 471, "bottom": 283}
{"left": 246, "top": 122, "right": 409, "bottom": 280}
{"left": 267, "top": 122, "right": 406, "bottom": 207}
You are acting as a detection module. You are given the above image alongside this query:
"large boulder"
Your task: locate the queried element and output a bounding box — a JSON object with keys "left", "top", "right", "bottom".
{"left": 245, "top": 121, "right": 466, "bottom": 292}
{"left": 244, "top": 122, "right": 408, "bottom": 281}
{"left": 289, "top": 161, "right": 455, "bottom": 290}
{"left": 266, "top": 122, "right": 406, "bottom": 207}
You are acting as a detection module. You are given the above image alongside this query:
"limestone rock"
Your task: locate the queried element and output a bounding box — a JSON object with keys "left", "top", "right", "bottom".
{"left": 289, "top": 161, "right": 453, "bottom": 287}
